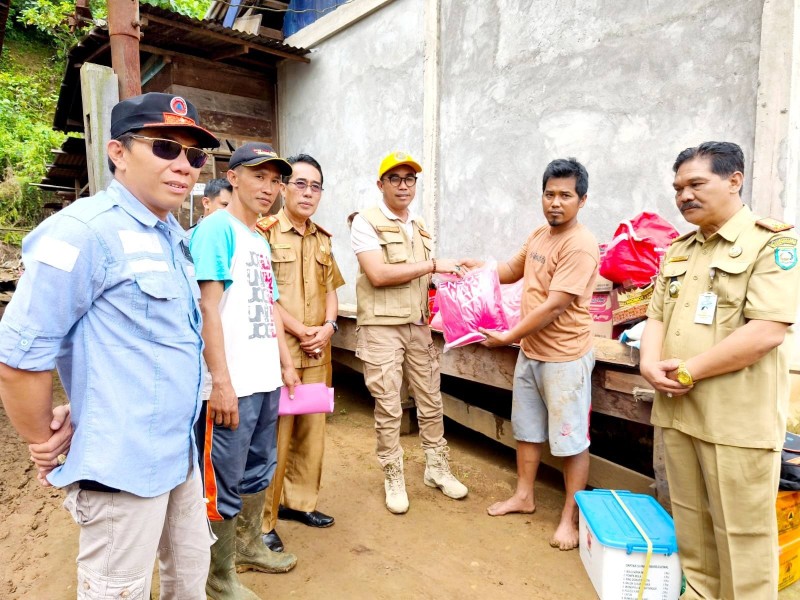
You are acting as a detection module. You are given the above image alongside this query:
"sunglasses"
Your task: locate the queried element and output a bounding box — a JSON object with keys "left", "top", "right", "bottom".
{"left": 130, "top": 135, "right": 209, "bottom": 169}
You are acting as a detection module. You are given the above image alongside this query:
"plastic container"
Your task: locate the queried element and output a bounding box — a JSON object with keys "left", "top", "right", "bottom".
{"left": 575, "top": 490, "right": 681, "bottom": 600}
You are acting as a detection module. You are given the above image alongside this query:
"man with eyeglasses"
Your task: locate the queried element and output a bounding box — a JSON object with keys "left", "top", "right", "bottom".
{"left": 255, "top": 154, "right": 345, "bottom": 552}
{"left": 350, "top": 151, "right": 470, "bottom": 514}
{"left": 0, "top": 93, "right": 219, "bottom": 597}
{"left": 190, "top": 142, "right": 301, "bottom": 599}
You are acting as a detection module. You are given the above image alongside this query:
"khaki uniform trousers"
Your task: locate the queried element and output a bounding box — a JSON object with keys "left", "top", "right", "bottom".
{"left": 263, "top": 363, "right": 330, "bottom": 532}
{"left": 356, "top": 324, "right": 446, "bottom": 467}
{"left": 663, "top": 428, "right": 780, "bottom": 600}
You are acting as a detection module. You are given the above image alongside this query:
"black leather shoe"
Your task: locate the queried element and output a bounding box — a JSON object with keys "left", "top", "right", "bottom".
{"left": 277, "top": 506, "right": 335, "bottom": 528}
{"left": 262, "top": 529, "right": 284, "bottom": 552}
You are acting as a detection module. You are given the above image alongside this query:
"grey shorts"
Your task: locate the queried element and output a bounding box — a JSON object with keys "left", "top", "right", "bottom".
{"left": 511, "top": 350, "right": 594, "bottom": 457}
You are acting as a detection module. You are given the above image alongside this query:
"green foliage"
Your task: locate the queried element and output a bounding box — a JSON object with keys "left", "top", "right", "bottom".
{"left": 0, "top": 32, "right": 66, "bottom": 240}
{"left": 142, "top": 0, "right": 213, "bottom": 20}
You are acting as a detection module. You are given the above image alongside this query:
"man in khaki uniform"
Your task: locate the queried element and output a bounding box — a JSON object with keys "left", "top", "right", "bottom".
{"left": 257, "top": 154, "right": 345, "bottom": 552}
{"left": 640, "top": 141, "right": 800, "bottom": 599}
{"left": 349, "top": 151, "right": 470, "bottom": 514}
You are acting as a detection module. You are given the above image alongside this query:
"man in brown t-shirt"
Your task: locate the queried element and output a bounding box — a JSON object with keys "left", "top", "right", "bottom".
{"left": 480, "top": 157, "right": 598, "bottom": 550}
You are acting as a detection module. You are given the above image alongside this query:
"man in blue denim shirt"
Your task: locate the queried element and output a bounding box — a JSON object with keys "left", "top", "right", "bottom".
{"left": 0, "top": 93, "right": 219, "bottom": 599}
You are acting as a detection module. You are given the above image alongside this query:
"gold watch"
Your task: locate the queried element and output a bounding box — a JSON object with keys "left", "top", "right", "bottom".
{"left": 676, "top": 361, "right": 694, "bottom": 387}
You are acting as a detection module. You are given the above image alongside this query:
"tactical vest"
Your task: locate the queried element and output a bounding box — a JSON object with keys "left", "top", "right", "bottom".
{"left": 356, "top": 205, "right": 433, "bottom": 325}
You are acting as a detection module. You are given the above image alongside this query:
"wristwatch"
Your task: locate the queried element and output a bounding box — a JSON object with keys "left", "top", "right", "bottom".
{"left": 324, "top": 319, "right": 339, "bottom": 333}
{"left": 676, "top": 361, "right": 694, "bottom": 387}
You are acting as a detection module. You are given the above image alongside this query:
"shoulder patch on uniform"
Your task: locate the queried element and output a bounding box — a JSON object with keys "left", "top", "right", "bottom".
{"left": 775, "top": 247, "right": 798, "bottom": 270}
{"left": 757, "top": 217, "right": 795, "bottom": 233}
{"left": 768, "top": 236, "right": 797, "bottom": 249}
{"left": 255, "top": 215, "right": 279, "bottom": 233}
{"left": 314, "top": 222, "right": 332, "bottom": 237}
{"left": 670, "top": 230, "right": 695, "bottom": 244}
{"left": 418, "top": 229, "right": 432, "bottom": 239}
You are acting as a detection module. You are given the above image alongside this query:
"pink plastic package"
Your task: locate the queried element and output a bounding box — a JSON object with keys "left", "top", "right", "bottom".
{"left": 434, "top": 261, "right": 509, "bottom": 351}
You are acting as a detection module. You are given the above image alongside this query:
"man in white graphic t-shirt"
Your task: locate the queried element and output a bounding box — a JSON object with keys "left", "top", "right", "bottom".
{"left": 190, "top": 142, "right": 301, "bottom": 599}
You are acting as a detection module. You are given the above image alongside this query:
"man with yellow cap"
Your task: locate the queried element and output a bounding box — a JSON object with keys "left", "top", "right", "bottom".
{"left": 349, "top": 151, "right": 471, "bottom": 514}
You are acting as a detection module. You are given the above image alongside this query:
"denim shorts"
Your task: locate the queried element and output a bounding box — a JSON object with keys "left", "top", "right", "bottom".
{"left": 511, "top": 350, "right": 594, "bottom": 457}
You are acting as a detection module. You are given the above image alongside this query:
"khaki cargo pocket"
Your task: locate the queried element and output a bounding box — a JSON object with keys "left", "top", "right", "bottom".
{"left": 356, "top": 346, "right": 399, "bottom": 399}
{"left": 425, "top": 342, "right": 441, "bottom": 395}
{"left": 271, "top": 245, "right": 297, "bottom": 285}
{"left": 374, "top": 285, "right": 412, "bottom": 317}
{"left": 77, "top": 564, "right": 147, "bottom": 599}
{"left": 379, "top": 231, "right": 408, "bottom": 264}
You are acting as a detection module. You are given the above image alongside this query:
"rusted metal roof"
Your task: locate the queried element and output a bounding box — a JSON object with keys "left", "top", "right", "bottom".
{"left": 53, "top": 3, "right": 309, "bottom": 133}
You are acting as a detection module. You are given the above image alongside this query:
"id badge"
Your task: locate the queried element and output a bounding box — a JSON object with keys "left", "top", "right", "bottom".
{"left": 694, "top": 292, "right": 717, "bottom": 324}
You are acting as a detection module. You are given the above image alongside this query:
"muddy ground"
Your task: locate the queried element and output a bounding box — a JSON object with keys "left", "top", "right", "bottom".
{"left": 1, "top": 369, "right": 798, "bottom": 599}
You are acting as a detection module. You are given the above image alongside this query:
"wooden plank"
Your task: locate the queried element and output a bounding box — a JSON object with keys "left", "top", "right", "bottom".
{"left": 198, "top": 110, "right": 272, "bottom": 140}
{"left": 167, "top": 84, "right": 271, "bottom": 118}
{"left": 602, "top": 369, "right": 652, "bottom": 395}
{"left": 167, "top": 55, "right": 272, "bottom": 99}
{"left": 591, "top": 371, "right": 652, "bottom": 425}
{"left": 440, "top": 392, "right": 654, "bottom": 495}
{"left": 593, "top": 336, "right": 639, "bottom": 367}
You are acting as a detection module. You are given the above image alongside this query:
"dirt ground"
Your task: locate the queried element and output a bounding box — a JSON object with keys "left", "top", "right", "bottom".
{"left": 2, "top": 370, "right": 799, "bottom": 600}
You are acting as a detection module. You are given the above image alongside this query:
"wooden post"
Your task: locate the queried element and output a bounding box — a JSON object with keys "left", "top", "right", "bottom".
{"left": 108, "top": 0, "right": 142, "bottom": 100}
{"left": 80, "top": 63, "right": 118, "bottom": 195}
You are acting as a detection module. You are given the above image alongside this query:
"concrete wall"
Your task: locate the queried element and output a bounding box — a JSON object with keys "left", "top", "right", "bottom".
{"left": 278, "top": 0, "right": 424, "bottom": 306}
{"left": 280, "top": 0, "right": 767, "bottom": 306}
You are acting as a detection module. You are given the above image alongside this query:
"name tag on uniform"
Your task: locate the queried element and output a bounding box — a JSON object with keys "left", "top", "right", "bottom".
{"left": 694, "top": 292, "right": 717, "bottom": 325}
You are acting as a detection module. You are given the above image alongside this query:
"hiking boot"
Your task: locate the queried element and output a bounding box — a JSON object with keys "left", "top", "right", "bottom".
{"left": 383, "top": 456, "right": 409, "bottom": 514}
{"left": 424, "top": 446, "right": 468, "bottom": 499}
{"left": 235, "top": 490, "right": 297, "bottom": 574}
{"left": 207, "top": 518, "right": 261, "bottom": 600}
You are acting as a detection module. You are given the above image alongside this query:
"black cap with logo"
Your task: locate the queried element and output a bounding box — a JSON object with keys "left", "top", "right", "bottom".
{"left": 110, "top": 93, "right": 220, "bottom": 149}
{"left": 228, "top": 142, "right": 292, "bottom": 176}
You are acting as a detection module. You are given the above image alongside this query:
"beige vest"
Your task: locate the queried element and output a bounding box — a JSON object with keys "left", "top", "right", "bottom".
{"left": 356, "top": 205, "right": 433, "bottom": 325}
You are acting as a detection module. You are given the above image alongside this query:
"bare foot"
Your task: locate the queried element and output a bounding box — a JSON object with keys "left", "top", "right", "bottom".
{"left": 486, "top": 495, "right": 535, "bottom": 517}
{"left": 549, "top": 518, "right": 579, "bottom": 551}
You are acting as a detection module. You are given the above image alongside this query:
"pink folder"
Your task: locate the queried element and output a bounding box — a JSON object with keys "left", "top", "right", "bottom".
{"left": 278, "top": 383, "right": 335, "bottom": 416}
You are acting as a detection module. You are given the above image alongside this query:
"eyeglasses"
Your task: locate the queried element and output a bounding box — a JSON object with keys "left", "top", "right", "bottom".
{"left": 130, "top": 135, "right": 209, "bottom": 169}
{"left": 287, "top": 180, "right": 323, "bottom": 194}
{"left": 382, "top": 174, "right": 418, "bottom": 188}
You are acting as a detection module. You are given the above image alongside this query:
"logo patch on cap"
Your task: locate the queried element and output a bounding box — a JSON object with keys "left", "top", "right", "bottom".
{"left": 170, "top": 96, "right": 188, "bottom": 116}
{"left": 253, "top": 148, "right": 277, "bottom": 157}
{"left": 394, "top": 152, "right": 408, "bottom": 160}
{"left": 161, "top": 114, "right": 196, "bottom": 126}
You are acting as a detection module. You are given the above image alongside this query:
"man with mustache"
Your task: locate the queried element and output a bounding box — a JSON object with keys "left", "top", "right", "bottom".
{"left": 257, "top": 154, "right": 345, "bottom": 551}
{"left": 480, "top": 157, "right": 599, "bottom": 551}
{"left": 190, "top": 142, "right": 301, "bottom": 599}
{"left": 640, "top": 141, "right": 800, "bottom": 599}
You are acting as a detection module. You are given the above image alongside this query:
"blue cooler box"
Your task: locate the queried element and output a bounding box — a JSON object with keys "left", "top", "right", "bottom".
{"left": 575, "top": 490, "right": 681, "bottom": 600}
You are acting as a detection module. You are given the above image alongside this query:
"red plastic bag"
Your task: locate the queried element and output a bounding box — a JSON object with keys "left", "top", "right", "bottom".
{"left": 434, "top": 261, "right": 508, "bottom": 351}
{"left": 599, "top": 212, "right": 679, "bottom": 287}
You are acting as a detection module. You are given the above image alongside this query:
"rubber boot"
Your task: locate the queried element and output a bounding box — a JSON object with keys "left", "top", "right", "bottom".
{"left": 207, "top": 518, "right": 261, "bottom": 600}
{"left": 424, "top": 445, "right": 468, "bottom": 499}
{"left": 383, "top": 456, "right": 409, "bottom": 514}
{"left": 235, "top": 491, "right": 297, "bottom": 573}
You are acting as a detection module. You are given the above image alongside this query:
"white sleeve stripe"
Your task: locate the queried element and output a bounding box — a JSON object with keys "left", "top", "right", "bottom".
{"left": 30, "top": 236, "right": 80, "bottom": 272}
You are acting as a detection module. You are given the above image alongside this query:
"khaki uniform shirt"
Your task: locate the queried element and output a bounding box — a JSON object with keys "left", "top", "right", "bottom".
{"left": 647, "top": 206, "right": 800, "bottom": 450}
{"left": 258, "top": 209, "right": 345, "bottom": 370}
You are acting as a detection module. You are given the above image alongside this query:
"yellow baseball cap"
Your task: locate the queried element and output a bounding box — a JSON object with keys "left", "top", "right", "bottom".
{"left": 378, "top": 151, "right": 422, "bottom": 179}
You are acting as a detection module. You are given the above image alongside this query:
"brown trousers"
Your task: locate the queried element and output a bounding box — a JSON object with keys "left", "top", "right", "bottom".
{"left": 262, "top": 363, "right": 330, "bottom": 532}
{"left": 355, "top": 324, "right": 446, "bottom": 467}
{"left": 663, "top": 428, "right": 780, "bottom": 599}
